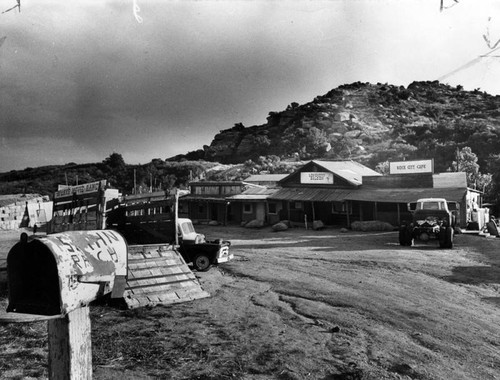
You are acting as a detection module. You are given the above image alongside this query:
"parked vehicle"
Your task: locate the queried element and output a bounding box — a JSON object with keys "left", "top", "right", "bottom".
{"left": 399, "top": 198, "right": 457, "bottom": 248}
{"left": 105, "top": 195, "right": 233, "bottom": 271}
{"left": 176, "top": 218, "right": 232, "bottom": 271}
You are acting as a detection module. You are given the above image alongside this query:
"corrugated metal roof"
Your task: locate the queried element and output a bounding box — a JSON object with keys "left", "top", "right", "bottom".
{"left": 245, "top": 174, "right": 288, "bottom": 182}
{"left": 180, "top": 195, "right": 228, "bottom": 202}
{"left": 227, "top": 195, "right": 270, "bottom": 201}
{"left": 227, "top": 187, "right": 280, "bottom": 201}
{"left": 312, "top": 160, "right": 381, "bottom": 185}
{"left": 277, "top": 160, "right": 382, "bottom": 186}
{"left": 344, "top": 188, "right": 467, "bottom": 203}
{"left": 268, "top": 187, "right": 353, "bottom": 202}
{"left": 189, "top": 181, "right": 244, "bottom": 186}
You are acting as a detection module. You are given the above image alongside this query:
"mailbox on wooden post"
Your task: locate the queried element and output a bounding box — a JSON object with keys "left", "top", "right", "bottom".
{"left": 2, "top": 230, "right": 128, "bottom": 379}
{"left": 7, "top": 230, "right": 127, "bottom": 316}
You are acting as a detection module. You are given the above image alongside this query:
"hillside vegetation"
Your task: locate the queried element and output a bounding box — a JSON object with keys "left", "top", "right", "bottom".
{"left": 2, "top": 81, "right": 500, "bottom": 203}
{"left": 196, "top": 81, "right": 500, "bottom": 170}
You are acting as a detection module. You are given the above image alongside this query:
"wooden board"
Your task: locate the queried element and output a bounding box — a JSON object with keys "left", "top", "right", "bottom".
{"left": 124, "top": 244, "right": 209, "bottom": 309}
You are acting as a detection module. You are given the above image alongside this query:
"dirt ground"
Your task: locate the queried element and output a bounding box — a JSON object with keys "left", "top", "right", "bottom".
{"left": 1, "top": 225, "right": 500, "bottom": 380}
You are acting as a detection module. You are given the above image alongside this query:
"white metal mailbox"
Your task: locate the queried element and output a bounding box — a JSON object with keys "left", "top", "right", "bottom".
{"left": 7, "top": 230, "right": 127, "bottom": 316}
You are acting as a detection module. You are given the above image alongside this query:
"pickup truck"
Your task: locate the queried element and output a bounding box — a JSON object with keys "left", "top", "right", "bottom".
{"left": 399, "top": 198, "right": 457, "bottom": 248}
{"left": 105, "top": 200, "right": 233, "bottom": 271}
{"left": 176, "top": 218, "right": 232, "bottom": 271}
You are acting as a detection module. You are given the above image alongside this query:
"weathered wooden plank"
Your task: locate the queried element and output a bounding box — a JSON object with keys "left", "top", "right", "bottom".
{"left": 121, "top": 214, "right": 174, "bottom": 223}
{"left": 47, "top": 306, "right": 92, "bottom": 380}
{"left": 52, "top": 197, "right": 100, "bottom": 211}
{"left": 124, "top": 245, "right": 209, "bottom": 309}
{"left": 121, "top": 198, "right": 174, "bottom": 209}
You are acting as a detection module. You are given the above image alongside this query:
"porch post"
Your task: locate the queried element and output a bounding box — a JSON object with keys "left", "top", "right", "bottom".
{"left": 397, "top": 203, "right": 401, "bottom": 226}
{"left": 346, "top": 201, "right": 351, "bottom": 228}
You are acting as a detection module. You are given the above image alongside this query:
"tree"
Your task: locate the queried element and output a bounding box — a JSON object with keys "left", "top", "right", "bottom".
{"left": 486, "top": 154, "right": 500, "bottom": 204}
{"left": 101, "top": 153, "right": 128, "bottom": 189}
{"left": 375, "top": 161, "right": 390, "bottom": 175}
{"left": 102, "top": 152, "right": 126, "bottom": 170}
{"left": 450, "top": 147, "right": 492, "bottom": 193}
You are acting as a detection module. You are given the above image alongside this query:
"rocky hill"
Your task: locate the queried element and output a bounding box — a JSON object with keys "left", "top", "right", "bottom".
{"left": 3, "top": 81, "right": 500, "bottom": 201}
{"left": 178, "top": 81, "right": 500, "bottom": 174}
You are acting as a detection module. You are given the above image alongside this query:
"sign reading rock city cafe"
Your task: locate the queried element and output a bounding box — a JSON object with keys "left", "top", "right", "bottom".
{"left": 389, "top": 159, "right": 434, "bottom": 175}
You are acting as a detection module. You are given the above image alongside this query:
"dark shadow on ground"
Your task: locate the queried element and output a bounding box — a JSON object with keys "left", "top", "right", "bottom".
{"left": 442, "top": 266, "right": 500, "bottom": 285}
{"left": 482, "top": 297, "right": 500, "bottom": 307}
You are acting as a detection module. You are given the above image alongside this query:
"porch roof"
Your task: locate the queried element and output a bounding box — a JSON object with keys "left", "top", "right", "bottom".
{"left": 179, "top": 195, "right": 228, "bottom": 203}
{"left": 267, "top": 187, "right": 353, "bottom": 202}
{"left": 226, "top": 187, "right": 279, "bottom": 202}
{"left": 344, "top": 187, "right": 467, "bottom": 203}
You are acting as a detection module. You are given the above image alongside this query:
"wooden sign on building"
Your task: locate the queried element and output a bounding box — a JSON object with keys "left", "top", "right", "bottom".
{"left": 49, "top": 180, "right": 118, "bottom": 233}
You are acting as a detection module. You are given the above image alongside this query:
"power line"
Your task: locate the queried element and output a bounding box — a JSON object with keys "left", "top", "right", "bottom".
{"left": 437, "top": 45, "right": 500, "bottom": 82}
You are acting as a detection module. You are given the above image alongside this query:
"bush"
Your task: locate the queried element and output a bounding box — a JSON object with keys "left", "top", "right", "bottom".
{"left": 351, "top": 221, "right": 394, "bottom": 231}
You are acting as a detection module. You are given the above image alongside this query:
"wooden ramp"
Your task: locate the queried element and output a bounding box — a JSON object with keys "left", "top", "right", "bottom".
{"left": 124, "top": 244, "right": 210, "bottom": 309}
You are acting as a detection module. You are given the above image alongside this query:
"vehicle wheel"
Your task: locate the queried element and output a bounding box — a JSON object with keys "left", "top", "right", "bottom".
{"left": 193, "top": 254, "right": 211, "bottom": 271}
{"left": 399, "top": 228, "right": 412, "bottom": 246}
{"left": 446, "top": 226, "right": 454, "bottom": 248}
{"left": 438, "top": 227, "right": 447, "bottom": 248}
{"left": 398, "top": 228, "right": 407, "bottom": 246}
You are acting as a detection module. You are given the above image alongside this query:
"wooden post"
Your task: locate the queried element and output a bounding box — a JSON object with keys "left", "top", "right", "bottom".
{"left": 224, "top": 202, "right": 229, "bottom": 226}
{"left": 174, "top": 189, "right": 179, "bottom": 245}
{"left": 265, "top": 201, "right": 269, "bottom": 224}
{"left": 47, "top": 307, "right": 92, "bottom": 380}
{"left": 397, "top": 203, "right": 401, "bottom": 226}
{"left": 311, "top": 201, "right": 316, "bottom": 221}
{"left": 346, "top": 201, "right": 351, "bottom": 228}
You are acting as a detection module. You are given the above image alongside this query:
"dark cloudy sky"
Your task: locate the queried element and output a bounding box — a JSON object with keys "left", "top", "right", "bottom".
{"left": 1, "top": 0, "right": 500, "bottom": 172}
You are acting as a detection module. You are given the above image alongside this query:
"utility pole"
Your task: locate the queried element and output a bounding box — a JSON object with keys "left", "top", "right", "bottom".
{"left": 133, "top": 169, "right": 137, "bottom": 195}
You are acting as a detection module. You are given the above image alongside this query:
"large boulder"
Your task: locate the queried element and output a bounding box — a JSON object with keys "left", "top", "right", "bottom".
{"left": 245, "top": 219, "right": 265, "bottom": 228}
{"left": 312, "top": 220, "right": 325, "bottom": 230}
{"left": 351, "top": 221, "right": 394, "bottom": 232}
{"left": 272, "top": 222, "right": 289, "bottom": 232}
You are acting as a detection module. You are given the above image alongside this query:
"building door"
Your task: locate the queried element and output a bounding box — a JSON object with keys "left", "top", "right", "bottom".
{"left": 360, "top": 201, "right": 374, "bottom": 221}
{"left": 255, "top": 203, "right": 265, "bottom": 222}
{"left": 210, "top": 203, "right": 219, "bottom": 222}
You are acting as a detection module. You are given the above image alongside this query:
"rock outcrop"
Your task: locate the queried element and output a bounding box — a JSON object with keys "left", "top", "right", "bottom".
{"left": 194, "top": 81, "right": 500, "bottom": 172}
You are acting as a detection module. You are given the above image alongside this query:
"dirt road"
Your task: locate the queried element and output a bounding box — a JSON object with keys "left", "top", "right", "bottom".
{"left": 1, "top": 226, "right": 500, "bottom": 379}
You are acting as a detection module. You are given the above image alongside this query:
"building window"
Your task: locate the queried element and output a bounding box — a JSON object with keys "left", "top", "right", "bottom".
{"left": 294, "top": 202, "right": 303, "bottom": 209}
{"left": 177, "top": 203, "right": 187, "bottom": 213}
{"left": 243, "top": 203, "right": 253, "bottom": 214}
{"left": 268, "top": 202, "right": 277, "bottom": 214}
{"left": 332, "top": 202, "right": 343, "bottom": 213}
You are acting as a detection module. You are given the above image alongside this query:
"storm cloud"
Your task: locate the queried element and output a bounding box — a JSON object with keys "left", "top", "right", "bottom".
{"left": 1, "top": 1, "right": 499, "bottom": 171}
